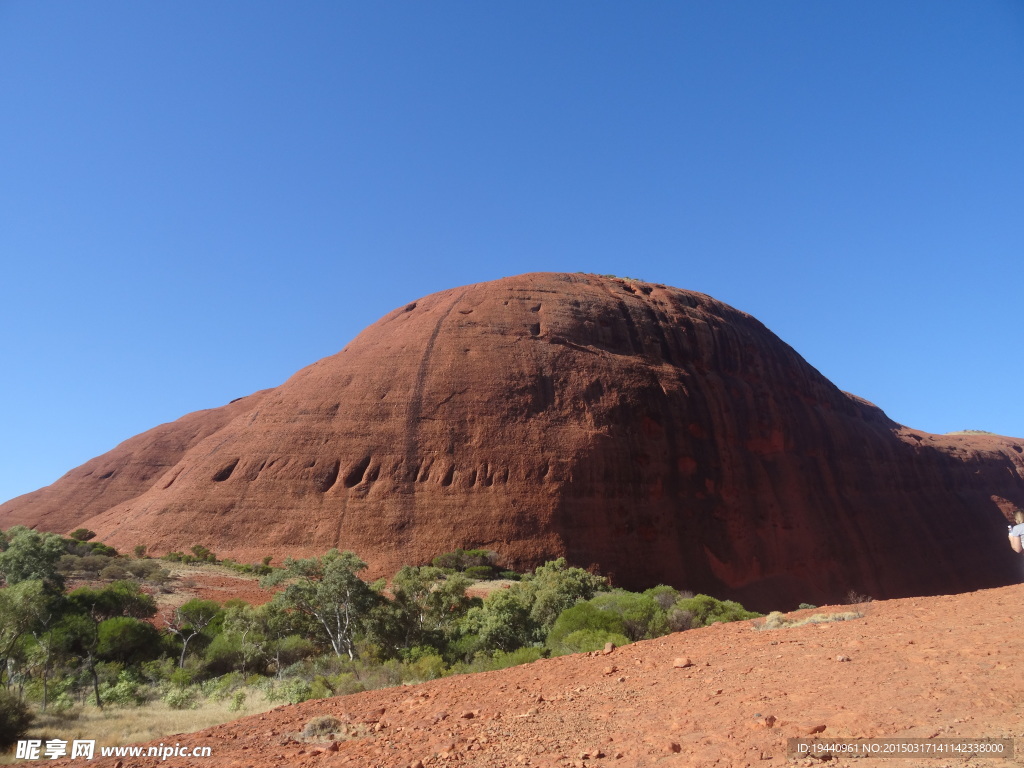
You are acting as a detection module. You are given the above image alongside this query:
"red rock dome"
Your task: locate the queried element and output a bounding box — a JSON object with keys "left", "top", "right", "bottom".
{"left": 3, "top": 273, "right": 1023, "bottom": 609}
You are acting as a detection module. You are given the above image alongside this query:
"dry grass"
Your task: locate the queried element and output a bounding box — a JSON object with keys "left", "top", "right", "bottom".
{"left": 464, "top": 578, "right": 517, "bottom": 598}
{"left": 1, "top": 693, "right": 278, "bottom": 762}
{"left": 757, "top": 610, "right": 863, "bottom": 630}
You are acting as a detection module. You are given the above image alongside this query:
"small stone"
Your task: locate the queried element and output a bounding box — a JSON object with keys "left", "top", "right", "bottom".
{"left": 603, "top": 665, "right": 617, "bottom": 675}
{"left": 836, "top": 654, "right": 851, "bottom": 662}
{"left": 461, "top": 710, "right": 475, "bottom": 719}
{"left": 668, "top": 742, "right": 682, "bottom": 753}
{"left": 603, "top": 641, "right": 616, "bottom": 655}
{"left": 764, "top": 715, "right": 777, "bottom": 728}
{"left": 617, "top": 676, "right": 626, "bottom": 682}
{"left": 808, "top": 724, "right": 827, "bottom": 734}
{"left": 327, "top": 742, "right": 339, "bottom": 752}
{"left": 410, "top": 761, "right": 425, "bottom": 768}
{"left": 673, "top": 657, "right": 694, "bottom": 668}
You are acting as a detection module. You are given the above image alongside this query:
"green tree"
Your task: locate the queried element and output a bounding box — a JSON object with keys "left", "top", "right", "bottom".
{"left": 66, "top": 581, "right": 158, "bottom": 706}
{"left": 521, "top": 558, "right": 608, "bottom": 632}
{"left": 0, "top": 527, "right": 66, "bottom": 590}
{"left": 165, "top": 599, "right": 222, "bottom": 668}
{"left": 97, "top": 616, "right": 162, "bottom": 665}
{"left": 0, "top": 580, "right": 48, "bottom": 687}
{"left": 69, "top": 528, "right": 97, "bottom": 542}
{"left": 381, "top": 566, "right": 473, "bottom": 654}
{"left": 263, "top": 550, "right": 381, "bottom": 659}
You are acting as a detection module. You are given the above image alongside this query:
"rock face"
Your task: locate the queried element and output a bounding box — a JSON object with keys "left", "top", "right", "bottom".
{"left": 3, "top": 273, "right": 1023, "bottom": 609}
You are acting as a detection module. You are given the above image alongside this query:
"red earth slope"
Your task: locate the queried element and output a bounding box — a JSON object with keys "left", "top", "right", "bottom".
{"left": 51, "top": 583, "right": 1024, "bottom": 768}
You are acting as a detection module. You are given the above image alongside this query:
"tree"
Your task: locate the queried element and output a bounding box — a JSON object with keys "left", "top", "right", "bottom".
{"left": 521, "top": 558, "right": 608, "bottom": 632}
{"left": 98, "top": 616, "right": 162, "bottom": 665}
{"left": 0, "top": 527, "right": 66, "bottom": 590}
{"left": 380, "top": 566, "right": 473, "bottom": 654}
{"left": 69, "top": 528, "right": 97, "bottom": 542}
{"left": 0, "top": 580, "right": 48, "bottom": 687}
{"left": 263, "top": 550, "right": 380, "bottom": 659}
{"left": 66, "top": 581, "right": 158, "bottom": 706}
{"left": 165, "top": 599, "right": 222, "bottom": 668}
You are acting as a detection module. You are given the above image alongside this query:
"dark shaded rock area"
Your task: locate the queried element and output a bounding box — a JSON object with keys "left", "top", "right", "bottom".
{"left": 3, "top": 273, "right": 1022, "bottom": 610}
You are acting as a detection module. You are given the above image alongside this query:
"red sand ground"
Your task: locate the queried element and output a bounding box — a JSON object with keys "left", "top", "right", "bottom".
{"left": 56, "top": 582, "right": 1024, "bottom": 768}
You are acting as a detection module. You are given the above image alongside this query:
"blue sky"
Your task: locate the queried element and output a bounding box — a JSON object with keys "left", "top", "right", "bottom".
{"left": 1, "top": 2, "right": 1022, "bottom": 505}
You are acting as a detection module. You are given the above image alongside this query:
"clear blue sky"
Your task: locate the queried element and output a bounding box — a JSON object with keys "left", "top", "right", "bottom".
{"left": 2, "top": 2, "right": 1022, "bottom": 505}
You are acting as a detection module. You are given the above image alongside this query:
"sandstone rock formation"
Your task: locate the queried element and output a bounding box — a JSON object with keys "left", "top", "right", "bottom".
{"left": 3, "top": 273, "right": 1022, "bottom": 609}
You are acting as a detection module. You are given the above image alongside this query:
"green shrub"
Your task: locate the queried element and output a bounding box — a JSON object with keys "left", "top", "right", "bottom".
{"left": 463, "top": 565, "right": 497, "bottom": 580}
{"left": 163, "top": 686, "right": 199, "bottom": 710}
{"left": 547, "top": 601, "right": 627, "bottom": 654}
{"left": 101, "top": 671, "right": 145, "bottom": 707}
{"left": 229, "top": 690, "right": 247, "bottom": 712}
{"left": 0, "top": 688, "right": 34, "bottom": 750}
{"left": 556, "top": 628, "right": 632, "bottom": 655}
{"left": 589, "top": 590, "right": 668, "bottom": 640}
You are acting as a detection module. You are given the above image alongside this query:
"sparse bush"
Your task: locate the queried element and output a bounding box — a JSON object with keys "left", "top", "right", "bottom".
{"left": 798, "top": 603, "right": 817, "bottom": 610}
{"left": 673, "top": 594, "right": 761, "bottom": 627}
{"left": 133, "top": 544, "right": 148, "bottom": 559}
{"left": 302, "top": 715, "right": 342, "bottom": 739}
{"left": 70, "top": 528, "right": 97, "bottom": 542}
{"left": 99, "top": 563, "right": 131, "bottom": 581}
{"left": 759, "top": 611, "right": 863, "bottom": 630}
{"left": 846, "top": 590, "right": 873, "bottom": 605}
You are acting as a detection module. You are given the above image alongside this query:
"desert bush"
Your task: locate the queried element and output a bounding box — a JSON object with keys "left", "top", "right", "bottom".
{"left": 100, "top": 670, "right": 145, "bottom": 707}
{"left": 302, "top": 715, "right": 342, "bottom": 739}
{"left": 589, "top": 590, "right": 668, "bottom": 640}
{"left": 229, "top": 690, "right": 247, "bottom": 711}
{"left": 405, "top": 651, "right": 447, "bottom": 682}
{"left": 431, "top": 548, "right": 496, "bottom": 572}
{"left": 547, "top": 601, "right": 627, "bottom": 654}
{"left": 845, "top": 590, "right": 873, "bottom": 605}
{"left": 99, "top": 563, "right": 131, "bottom": 581}
{"left": 464, "top": 564, "right": 498, "bottom": 580}
{"left": 163, "top": 686, "right": 199, "bottom": 710}
{"left": 644, "top": 584, "right": 682, "bottom": 610}
{"left": 673, "top": 594, "right": 761, "bottom": 627}
{"left": 0, "top": 688, "right": 34, "bottom": 749}
{"left": 666, "top": 606, "right": 697, "bottom": 632}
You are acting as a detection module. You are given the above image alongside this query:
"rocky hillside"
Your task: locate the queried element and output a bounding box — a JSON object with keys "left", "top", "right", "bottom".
{"left": 3, "top": 273, "right": 1023, "bottom": 609}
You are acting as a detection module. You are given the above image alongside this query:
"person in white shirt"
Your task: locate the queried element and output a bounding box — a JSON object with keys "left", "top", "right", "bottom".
{"left": 1008, "top": 510, "right": 1024, "bottom": 553}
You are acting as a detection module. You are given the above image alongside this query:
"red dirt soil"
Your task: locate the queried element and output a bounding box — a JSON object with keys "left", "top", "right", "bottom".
{"left": 61, "top": 582, "right": 1024, "bottom": 768}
